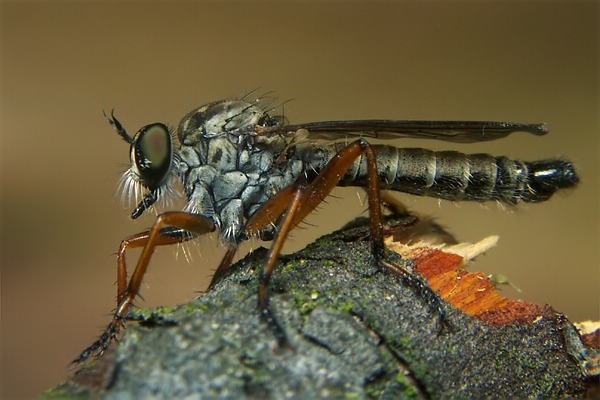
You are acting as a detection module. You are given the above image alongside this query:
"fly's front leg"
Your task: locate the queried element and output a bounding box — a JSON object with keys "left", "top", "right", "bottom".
{"left": 117, "top": 212, "right": 215, "bottom": 318}
{"left": 115, "top": 224, "right": 207, "bottom": 313}
{"left": 245, "top": 139, "right": 384, "bottom": 345}
{"left": 72, "top": 212, "right": 216, "bottom": 365}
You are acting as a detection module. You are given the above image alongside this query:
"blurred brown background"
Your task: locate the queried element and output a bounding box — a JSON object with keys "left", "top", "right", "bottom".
{"left": 1, "top": 1, "right": 598, "bottom": 398}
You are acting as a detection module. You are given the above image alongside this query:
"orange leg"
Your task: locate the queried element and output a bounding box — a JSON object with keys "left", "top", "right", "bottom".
{"left": 209, "top": 245, "right": 239, "bottom": 287}
{"left": 116, "top": 212, "right": 216, "bottom": 317}
{"left": 73, "top": 212, "right": 216, "bottom": 364}
{"left": 244, "top": 139, "right": 384, "bottom": 344}
{"left": 115, "top": 229, "right": 195, "bottom": 304}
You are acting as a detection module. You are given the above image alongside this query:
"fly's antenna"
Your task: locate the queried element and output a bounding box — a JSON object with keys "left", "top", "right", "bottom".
{"left": 104, "top": 109, "right": 134, "bottom": 144}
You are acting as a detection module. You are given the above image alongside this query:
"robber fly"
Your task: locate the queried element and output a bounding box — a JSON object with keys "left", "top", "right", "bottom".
{"left": 73, "top": 94, "right": 578, "bottom": 364}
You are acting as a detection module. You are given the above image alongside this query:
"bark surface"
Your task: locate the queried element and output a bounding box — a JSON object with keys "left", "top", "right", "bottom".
{"left": 44, "top": 221, "right": 594, "bottom": 398}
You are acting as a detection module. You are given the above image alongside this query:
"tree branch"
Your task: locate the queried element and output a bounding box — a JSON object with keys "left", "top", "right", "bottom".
{"left": 44, "top": 217, "right": 597, "bottom": 398}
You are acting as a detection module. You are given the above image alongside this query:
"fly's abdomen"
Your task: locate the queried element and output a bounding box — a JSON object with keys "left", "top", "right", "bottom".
{"left": 304, "top": 144, "right": 578, "bottom": 204}
{"left": 372, "top": 146, "right": 577, "bottom": 203}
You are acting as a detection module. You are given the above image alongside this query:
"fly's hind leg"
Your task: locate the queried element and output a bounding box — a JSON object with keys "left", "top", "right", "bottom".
{"left": 379, "top": 191, "right": 457, "bottom": 245}
{"left": 246, "top": 139, "right": 450, "bottom": 346}
{"left": 244, "top": 139, "right": 384, "bottom": 346}
{"left": 378, "top": 192, "right": 453, "bottom": 331}
{"left": 72, "top": 212, "right": 216, "bottom": 365}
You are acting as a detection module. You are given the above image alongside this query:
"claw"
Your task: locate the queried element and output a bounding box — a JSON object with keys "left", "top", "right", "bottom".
{"left": 379, "top": 259, "right": 451, "bottom": 333}
{"left": 71, "top": 317, "right": 124, "bottom": 366}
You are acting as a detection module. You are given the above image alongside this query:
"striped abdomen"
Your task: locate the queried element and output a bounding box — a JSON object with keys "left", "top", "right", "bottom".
{"left": 300, "top": 144, "right": 578, "bottom": 204}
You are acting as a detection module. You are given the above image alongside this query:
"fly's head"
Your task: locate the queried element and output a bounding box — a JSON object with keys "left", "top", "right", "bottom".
{"left": 105, "top": 110, "right": 178, "bottom": 219}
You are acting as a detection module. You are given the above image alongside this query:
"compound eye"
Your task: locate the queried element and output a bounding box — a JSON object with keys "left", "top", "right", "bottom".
{"left": 132, "top": 123, "right": 172, "bottom": 191}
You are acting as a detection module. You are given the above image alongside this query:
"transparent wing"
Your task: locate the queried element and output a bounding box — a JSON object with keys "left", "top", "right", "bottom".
{"left": 256, "top": 120, "right": 548, "bottom": 143}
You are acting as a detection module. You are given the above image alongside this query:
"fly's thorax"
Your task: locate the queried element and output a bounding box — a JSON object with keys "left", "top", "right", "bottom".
{"left": 178, "top": 99, "right": 276, "bottom": 146}
{"left": 175, "top": 99, "right": 303, "bottom": 243}
{"left": 179, "top": 143, "right": 304, "bottom": 243}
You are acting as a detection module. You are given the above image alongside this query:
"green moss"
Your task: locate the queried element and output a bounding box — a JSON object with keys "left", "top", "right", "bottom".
{"left": 396, "top": 335, "right": 413, "bottom": 350}
{"left": 306, "top": 234, "right": 336, "bottom": 249}
{"left": 393, "top": 373, "right": 420, "bottom": 398}
{"left": 331, "top": 298, "right": 354, "bottom": 314}
{"left": 192, "top": 302, "right": 210, "bottom": 313}
{"left": 290, "top": 287, "right": 356, "bottom": 316}
{"left": 40, "top": 385, "right": 89, "bottom": 399}
{"left": 343, "top": 391, "right": 361, "bottom": 400}
{"left": 293, "top": 289, "right": 321, "bottom": 315}
{"left": 364, "top": 384, "right": 381, "bottom": 398}
{"left": 129, "top": 301, "right": 212, "bottom": 321}
{"left": 281, "top": 259, "right": 307, "bottom": 274}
